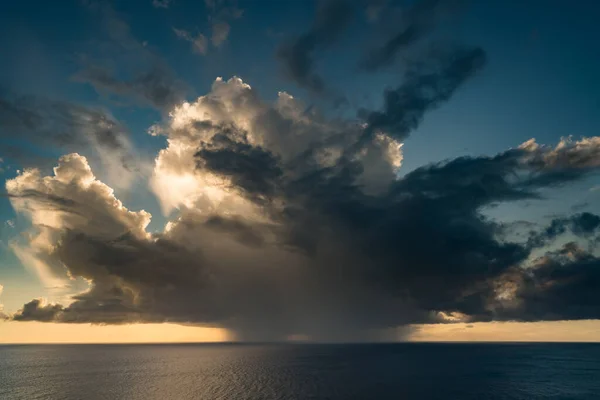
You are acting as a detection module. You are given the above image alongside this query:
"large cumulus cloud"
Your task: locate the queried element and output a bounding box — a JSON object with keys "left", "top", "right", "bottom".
{"left": 7, "top": 74, "right": 600, "bottom": 341}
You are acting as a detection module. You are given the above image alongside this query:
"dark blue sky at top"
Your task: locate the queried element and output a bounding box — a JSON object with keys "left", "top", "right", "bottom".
{"left": 1, "top": 0, "right": 600, "bottom": 290}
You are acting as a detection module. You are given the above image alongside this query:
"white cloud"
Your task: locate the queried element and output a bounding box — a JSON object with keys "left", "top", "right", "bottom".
{"left": 6, "top": 153, "right": 151, "bottom": 286}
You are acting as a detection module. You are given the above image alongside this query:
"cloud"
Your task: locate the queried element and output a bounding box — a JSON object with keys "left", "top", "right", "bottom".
{"left": 528, "top": 211, "right": 600, "bottom": 249}
{"left": 0, "top": 93, "right": 142, "bottom": 189}
{"left": 360, "top": 0, "right": 461, "bottom": 71}
{"left": 359, "top": 46, "right": 486, "bottom": 143}
{"left": 208, "top": 0, "right": 243, "bottom": 48}
{"left": 493, "top": 243, "right": 600, "bottom": 322}
{"left": 174, "top": 1, "right": 242, "bottom": 55}
{"left": 74, "top": 65, "right": 187, "bottom": 112}
{"left": 173, "top": 28, "right": 209, "bottom": 55}
{"left": 5, "top": 154, "right": 151, "bottom": 288}
{"left": 8, "top": 75, "right": 600, "bottom": 341}
{"left": 152, "top": 0, "right": 172, "bottom": 8}
{"left": 75, "top": 3, "right": 188, "bottom": 112}
{"left": 12, "top": 299, "right": 64, "bottom": 322}
{"left": 276, "top": 0, "right": 354, "bottom": 95}
{"left": 211, "top": 21, "right": 231, "bottom": 47}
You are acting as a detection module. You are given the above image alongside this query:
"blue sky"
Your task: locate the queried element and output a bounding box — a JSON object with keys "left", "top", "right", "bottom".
{"left": 1, "top": 0, "right": 600, "bottom": 341}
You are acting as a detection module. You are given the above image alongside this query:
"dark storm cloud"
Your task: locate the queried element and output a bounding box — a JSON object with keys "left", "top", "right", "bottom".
{"left": 196, "top": 132, "right": 284, "bottom": 203}
{"left": 528, "top": 212, "right": 600, "bottom": 248}
{"left": 276, "top": 0, "right": 354, "bottom": 95}
{"left": 204, "top": 215, "right": 267, "bottom": 247}
{"left": 570, "top": 213, "right": 600, "bottom": 234}
{"left": 10, "top": 130, "right": 600, "bottom": 340}
{"left": 360, "top": 46, "right": 486, "bottom": 142}
{"left": 494, "top": 243, "right": 600, "bottom": 322}
{"left": 8, "top": 61, "right": 600, "bottom": 341}
{"left": 195, "top": 134, "right": 600, "bottom": 324}
{"left": 12, "top": 299, "right": 64, "bottom": 322}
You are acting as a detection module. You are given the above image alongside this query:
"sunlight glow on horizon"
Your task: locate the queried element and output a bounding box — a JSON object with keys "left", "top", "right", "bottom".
{"left": 1, "top": 321, "right": 600, "bottom": 344}
{"left": 0, "top": 322, "right": 230, "bottom": 344}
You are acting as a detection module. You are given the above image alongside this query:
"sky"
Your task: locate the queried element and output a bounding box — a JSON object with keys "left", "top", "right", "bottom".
{"left": 0, "top": 0, "right": 600, "bottom": 343}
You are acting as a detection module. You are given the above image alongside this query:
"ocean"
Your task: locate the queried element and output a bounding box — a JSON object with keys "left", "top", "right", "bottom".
{"left": 1, "top": 343, "right": 599, "bottom": 399}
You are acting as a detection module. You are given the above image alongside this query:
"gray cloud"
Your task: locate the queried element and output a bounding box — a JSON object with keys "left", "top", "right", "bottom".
{"left": 0, "top": 95, "right": 124, "bottom": 149}
{"left": 359, "top": 46, "right": 486, "bottom": 143}
{"left": 0, "top": 93, "right": 140, "bottom": 189}
{"left": 276, "top": 0, "right": 354, "bottom": 95}
{"left": 152, "top": 0, "right": 172, "bottom": 9}
{"left": 493, "top": 242, "right": 600, "bottom": 322}
{"left": 360, "top": 0, "right": 462, "bottom": 71}
{"left": 12, "top": 299, "right": 64, "bottom": 322}
{"left": 74, "top": 65, "right": 187, "bottom": 112}
{"left": 76, "top": 3, "right": 189, "bottom": 112}
{"left": 527, "top": 212, "right": 600, "bottom": 249}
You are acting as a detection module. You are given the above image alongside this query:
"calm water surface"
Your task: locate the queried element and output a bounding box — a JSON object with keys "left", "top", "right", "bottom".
{"left": 1, "top": 343, "right": 599, "bottom": 399}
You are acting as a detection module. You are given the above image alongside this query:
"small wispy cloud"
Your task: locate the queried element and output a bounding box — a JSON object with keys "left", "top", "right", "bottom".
{"left": 174, "top": 1, "right": 242, "bottom": 55}
{"left": 152, "top": 0, "right": 172, "bottom": 9}
{"left": 211, "top": 21, "right": 231, "bottom": 47}
{"left": 173, "top": 28, "right": 208, "bottom": 55}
